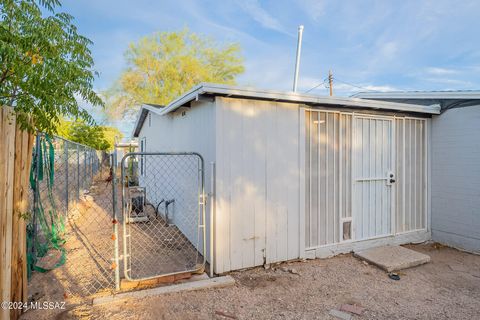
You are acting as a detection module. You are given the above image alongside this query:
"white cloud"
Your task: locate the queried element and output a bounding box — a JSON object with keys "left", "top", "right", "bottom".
{"left": 361, "top": 85, "right": 398, "bottom": 92}
{"left": 379, "top": 41, "right": 399, "bottom": 60}
{"left": 332, "top": 83, "right": 398, "bottom": 94}
{"left": 298, "top": 0, "right": 326, "bottom": 21}
{"left": 425, "top": 67, "right": 459, "bottom": 76}
{"left": 235, "top": 0, "right": 290, "bottom": 35}
{"left": 424, "top": 78, "right": 472, "bottom": 86}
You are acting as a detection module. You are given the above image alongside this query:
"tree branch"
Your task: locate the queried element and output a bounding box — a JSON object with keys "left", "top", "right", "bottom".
{"left": 0, "top": 69, "right": 11, "bottom": 86}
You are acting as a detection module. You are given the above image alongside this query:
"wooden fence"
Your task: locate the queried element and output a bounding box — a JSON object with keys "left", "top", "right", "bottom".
{"left": 0, "top": 106, "right": 34, "bottom": 320}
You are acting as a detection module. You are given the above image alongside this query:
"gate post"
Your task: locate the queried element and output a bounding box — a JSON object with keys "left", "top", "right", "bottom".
{"left": 31, "top": 134, "right": 41, "bottom": 261}
{"left": 112, "top": 151, "right": 120, "bottom": 291}
{"left": 209, "top": 162, "right": 215, "bottom": 277}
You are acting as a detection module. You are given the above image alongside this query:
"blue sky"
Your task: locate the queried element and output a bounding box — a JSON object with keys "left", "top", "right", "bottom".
{"left": 61, "top": 0, "right": 480, "bottom": 130}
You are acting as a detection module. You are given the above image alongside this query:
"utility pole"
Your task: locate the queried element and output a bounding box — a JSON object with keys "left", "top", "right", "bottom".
{"left": 328, "top": 70, "right": 333, "bottom": 96}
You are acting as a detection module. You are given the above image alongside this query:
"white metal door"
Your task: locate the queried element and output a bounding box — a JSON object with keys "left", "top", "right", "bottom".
{"left": 353, "top": 116, "right": 395, "bottom": 240}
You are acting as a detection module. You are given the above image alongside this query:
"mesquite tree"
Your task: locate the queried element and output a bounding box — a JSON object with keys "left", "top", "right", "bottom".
{"left": 105, "top": 29, "right": 244, "bottom": 119}
{"left": 0, "top": 0, "right": 103, "bottom": 133}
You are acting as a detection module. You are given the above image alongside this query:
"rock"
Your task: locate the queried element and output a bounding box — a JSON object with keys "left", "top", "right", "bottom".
{"left": 329, "top": 309, "right": 352, "bottom": 320}
{"left": 215, "top": 310, "right": 237, "bottom": 319}
{"left": 289, "top": 268, "right": 299, "bottom": 275}
{"left": 340, "top": 304, "right": 365, "bottom": 315}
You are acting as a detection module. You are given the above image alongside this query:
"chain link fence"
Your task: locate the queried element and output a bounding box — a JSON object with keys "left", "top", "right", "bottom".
{"left": 28, "top": 134, "right": 116, "bottom": 297}
{"left": 27, "top": 138, "right": 207, "bottom": 298}
{"left": 121, "top": 152, "right": 206, "bottom": 281}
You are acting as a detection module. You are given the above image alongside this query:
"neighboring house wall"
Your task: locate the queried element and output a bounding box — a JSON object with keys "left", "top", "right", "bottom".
{"left": 214, "top": 97, "right": 301, "bottom": 273}
{"left": 431, "top": 105, "right": 480, "bottom": 253}
{"left": 137, "top": 100, "right": 216, "bottom": 260}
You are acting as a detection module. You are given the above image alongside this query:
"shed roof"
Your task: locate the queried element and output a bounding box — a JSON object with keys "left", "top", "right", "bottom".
{"left": 352, "top": 90, "right": 480, "bottom": 112}
{"left": 132, "top": 103, "right": 165, "bottom": 137}
{"left": 352, "top": 90, "right": 480, "bottom": 100}
{"left": 132, "top": 83, "right": 441, "bottom": 137}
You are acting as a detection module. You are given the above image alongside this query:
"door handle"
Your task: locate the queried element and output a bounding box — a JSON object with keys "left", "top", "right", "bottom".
{"left": 387, "top": 172, "right": 396, "bottom": 185}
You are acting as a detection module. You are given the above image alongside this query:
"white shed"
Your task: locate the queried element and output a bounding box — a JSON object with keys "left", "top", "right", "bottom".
{"left": 132, "top": 84, "right": 440, "bottom": 274}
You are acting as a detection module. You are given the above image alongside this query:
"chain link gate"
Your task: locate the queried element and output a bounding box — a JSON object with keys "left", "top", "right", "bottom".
{"left": 119, "top": 152, "right": 206, "bottom": 281}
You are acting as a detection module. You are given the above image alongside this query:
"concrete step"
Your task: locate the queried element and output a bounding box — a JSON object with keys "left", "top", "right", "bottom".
{"left": 354, "top": 245, "right": 430, "bottom": 272}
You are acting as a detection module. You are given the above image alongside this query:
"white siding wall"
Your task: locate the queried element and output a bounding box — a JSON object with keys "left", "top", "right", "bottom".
{"left": 137, "top": 100, "right": 216, "bottom": 260}
{"left": 214, "top": 97, "right": 301, "bottom": 273}
{"left": 395, "top": 118, "right": 428, "bottom": 233}
{"left": 305, "top": 111, "right": 352, "bottom": 247}
{"left": 431, "top": 105, "right": 480, "bottom": 253}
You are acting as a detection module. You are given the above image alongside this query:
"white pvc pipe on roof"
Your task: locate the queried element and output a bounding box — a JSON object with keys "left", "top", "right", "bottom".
{"left": 293, "top": 25, "right": 304, "bottom": 92}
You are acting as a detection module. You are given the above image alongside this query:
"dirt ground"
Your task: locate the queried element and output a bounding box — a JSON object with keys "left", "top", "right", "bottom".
{"left": 20, "top": 243, "right": 480, "bottom": 320}
{"left": 30, "top": 177, "right": 117, "bottom": 299}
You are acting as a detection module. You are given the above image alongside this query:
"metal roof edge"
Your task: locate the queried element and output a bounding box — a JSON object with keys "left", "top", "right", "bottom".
{"left": 132, "top": 104, "right": 165, "bottom": 138}
{"left": 352, "top": 90, "right": 480, "bottom": 100}
{"left": 130, "top": 84, "right": 441, "bottom": 135}
{"left": 159, "top": 83, "right": 440, "bottom": 115}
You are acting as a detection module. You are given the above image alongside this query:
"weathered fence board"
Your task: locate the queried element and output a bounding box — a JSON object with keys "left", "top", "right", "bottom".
{"left": 0, "top": 106, "right": 33, "bottom": 320}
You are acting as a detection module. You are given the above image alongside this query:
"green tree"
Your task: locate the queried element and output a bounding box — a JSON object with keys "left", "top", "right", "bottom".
{"left": 56, "top": 118, "right": 122, "bottom": 151}
{"left": 105, "top": 29, "right": 244, "bottom": 119}
{"left": 0, "top": 0, "right": 103, "bottom": 133}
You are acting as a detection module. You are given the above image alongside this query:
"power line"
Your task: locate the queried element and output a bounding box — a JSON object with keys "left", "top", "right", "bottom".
{"left": 333, "top": 77, "right": 380, "bottom": 92}
{"left": 304, "top": 77, "right": 329, "bottom": 93}
{"left": 304, "top": 75, "right": 388, "bottom": 94}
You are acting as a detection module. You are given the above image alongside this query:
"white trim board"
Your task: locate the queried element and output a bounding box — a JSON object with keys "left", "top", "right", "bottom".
{"left": 304, "top": 230, "right": 430, "bottom": 259}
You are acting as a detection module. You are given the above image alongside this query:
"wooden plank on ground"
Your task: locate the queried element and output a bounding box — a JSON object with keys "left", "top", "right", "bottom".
{"left": 120, "top": 272, "right": 192, "bottom": 291}
{"left": 95, "top": 276, "right": 235, "bottom": 305}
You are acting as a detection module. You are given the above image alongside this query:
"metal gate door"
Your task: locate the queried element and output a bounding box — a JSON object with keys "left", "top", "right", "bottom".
{"left": 120, "top": 152, "right": 205, "bottom": 281}
{"left": 353, "top": 116, "right": 395, "bottom": 240}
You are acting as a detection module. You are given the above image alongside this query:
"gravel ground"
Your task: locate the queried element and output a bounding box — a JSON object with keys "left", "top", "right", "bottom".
{"left": 21, "top": 243, "right": 480, "bottom": 320}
